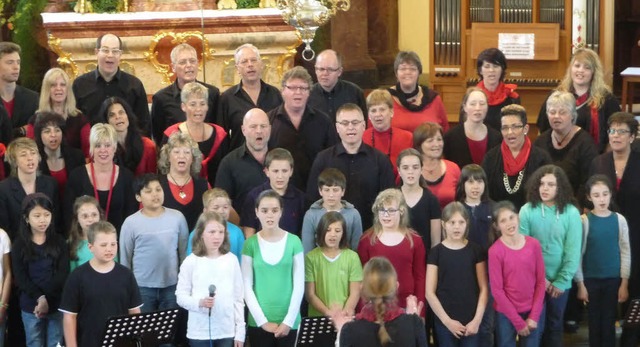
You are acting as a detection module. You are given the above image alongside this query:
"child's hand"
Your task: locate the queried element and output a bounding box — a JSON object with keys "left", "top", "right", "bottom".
{"left": 445, "top": 319, "right": 466, "bottom": 338}
{"left": 619, "top": 284, "right": 629, "bottom": 303}
{"left": 199, "top": 297, "right": 215, "bottom": 309}
{"left": 526, "top": 318, "right": 537, "bottom": 330}
{"left": 274, "top": 323, "right": 291, "bottom": 338}
{"left": 331, "top": 310, "right": 353, "bottom": 332}
{"left": 547, "top": 284, "right": 564, "bottom": 298}
{"left": 464, "top": 319, "right": 480, "bottom": 336}
{"left": 517, "top": 326, "right": 531, "bottom": 336}
{"left": 233, "top": 340, "right": 244, "bottom": 347}
{"left": 576, "top": 283, "right": 589, "bottom": 303}
{"left": 261, "top": 322, "right": 278, "bottom": 333}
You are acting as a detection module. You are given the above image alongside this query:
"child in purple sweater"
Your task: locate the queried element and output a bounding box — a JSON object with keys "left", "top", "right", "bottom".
{"left": 488, "top": 201, "right": 546, "bottom": 347}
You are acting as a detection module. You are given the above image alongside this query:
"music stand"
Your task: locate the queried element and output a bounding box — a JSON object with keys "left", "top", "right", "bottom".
{"left": 100, "top": 308, "right": 180, "bottom": 347}
{"left": 624, "top": 299, "right": 640, "bottom": 328}
{"left": 295, "top": 316, "right": 337, "bottom": 346}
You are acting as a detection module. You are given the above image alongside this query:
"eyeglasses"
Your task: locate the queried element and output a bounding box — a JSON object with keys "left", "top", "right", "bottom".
{"left": 500, "top": 124, "right": 525, "bottom": 133}
{"left": 315, "top": 67, "right": 341, "bottom": 73}
{"left": 378, "top": 208, "right": 399, "bottom": 216}
{"left": 397, "top": 67, "right": 419, "bottom": 73}
{"left": 336, "top": 120, "right": 363, "bottom": 127}
{"left": 283, "top": 85, "right": 310, "bottom": 92}
{"left": 98, "top": 48, "right": 122, "bottom": 56}
{"left": 608, "top": 128, "right": 631, "bottom": 135}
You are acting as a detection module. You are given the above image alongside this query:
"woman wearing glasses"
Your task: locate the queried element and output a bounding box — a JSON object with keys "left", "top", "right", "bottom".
{"left": 357, "top": 189, "right": 426, "bottom": 317}
{"left": 533, "top": 91, "right": 598, "bottom": 206}
{"left": 589, "top": 112, "right": 640, "bottom": 347}
{"left": 481, "top": 105, "right": 551, "bottom": 210}
{"left": 388, "top": 51, "right": 449, "bottom": 134}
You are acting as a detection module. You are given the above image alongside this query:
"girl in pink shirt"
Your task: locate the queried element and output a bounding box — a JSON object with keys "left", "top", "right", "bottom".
{"left": 488, "top": 201, "right": 546, "bottom": 347}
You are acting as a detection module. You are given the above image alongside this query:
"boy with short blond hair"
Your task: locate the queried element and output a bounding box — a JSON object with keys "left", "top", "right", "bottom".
{"left": 186, "top": 188, "right": 245, "bottom": 261}
{"left": 60, "top": 221, "right": 142, "bottom": 347}
{"left": 301, "top": 168, "right": 363, "bottom": 254}
{"left": 240, "top": 148, "right": 306, "bottom": 238}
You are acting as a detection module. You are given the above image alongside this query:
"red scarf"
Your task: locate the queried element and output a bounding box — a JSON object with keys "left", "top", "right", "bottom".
{"left": 355, "top": 302, "right": 405, "bottom": 323}
{"left": 478, "top": 81, "right": 519, "bottom": 106}
{"left": 501, "top": 136, "right": 531, "bottom": 176}
{"left": 575, "top": 92, "right": 599, "bottom": 145}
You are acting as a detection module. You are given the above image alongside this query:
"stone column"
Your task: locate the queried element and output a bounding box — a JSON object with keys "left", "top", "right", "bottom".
{"left": 330, "top": 0, "right": 378, "bottom": 88}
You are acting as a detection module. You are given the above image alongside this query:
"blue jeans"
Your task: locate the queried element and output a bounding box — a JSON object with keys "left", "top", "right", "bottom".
{"left": 434, "top": 318, "right": 481, "bottom": 347}
{"left": 21, "top": 310, "right": 62, "bottom": 347}
{"left": 189, "top": 337, "right": 234, "bottom": 347}
{"left": 479, "top": 292, "right": 495, "bottom": 347}
{"left": 139, "top": 285, "right": 178, "bottom": 313}
{"left": 584, "top": 278, "right": 620, "bottom": 347}
{"left": 495, "top": 310, "right": 545, "bottom": 347}
{"left": 541, "top": 290, "right": 569, "bottom": 347}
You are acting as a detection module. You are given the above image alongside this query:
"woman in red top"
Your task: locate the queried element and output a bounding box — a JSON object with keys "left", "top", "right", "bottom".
{"left": 387, "top": 51, "right": 448, "bottom": 134}
{"left": 357, "top": 188, "right": 426, "bottom": 317}
{"left": 363, "top": 89, "right": 413, "bottom": 178}
{"left": 162, "top": 82, "right": 229, "bottom": 185}
{"left": 99, "top": 97, "right": 156, "bottom": 176}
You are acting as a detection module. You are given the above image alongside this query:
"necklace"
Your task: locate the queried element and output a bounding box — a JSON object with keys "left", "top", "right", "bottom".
{"left": 185, "top": 122, "right": 205, "bottom": 142}
{"left": 371, "top": 128, "right": 393, "bottom": 158}
{"left": 503, "top": 170, "right": 524, "bottom": 194}
{"left": 169, "top": 173, "right": 191, "bottom": 199}
{"left": 553, "top": 128, "right": 573, "bottom": 147}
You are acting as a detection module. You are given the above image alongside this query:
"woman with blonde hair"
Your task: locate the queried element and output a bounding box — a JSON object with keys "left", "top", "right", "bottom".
{"left": 28, "top": 68, "right": 91, "bottom": 157}
{"left": 158, "top": 132, "right": 209, "bottom": 230}
{"left": 333, "top": 256, "right": 427, "bottom": 346}
{"left": 357, "top": 189, "right": 426, "bottom": 316}
{"left": 64, "top": 123, "right": 137, "bottom": 231}
{"left": 537, "top": 48, "right": 620, "bottom": 152}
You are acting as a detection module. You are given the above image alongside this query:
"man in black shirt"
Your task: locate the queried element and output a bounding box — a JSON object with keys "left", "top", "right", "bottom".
{"left": 72, "top": 33, "right": 151, "bottom": 136}
{"left": 215, "top": 108, "right": 270, "bottom": 213}
{"left": 151, "top": 43, "right": 220, "bottom": 144}
{"left": 308, "top": 49, "right": 366, "bottom": 123}
{"left": 268, "top": 66, "right": 337, "bottom": 191}
{"left": 0, "top": 42, "right": 38, "bottom": 137}
{"left": 218, "top": 43, "right": 282, "bottom": 150}
{"left": 307, "top": 103, "right": 395, "bottom": 230}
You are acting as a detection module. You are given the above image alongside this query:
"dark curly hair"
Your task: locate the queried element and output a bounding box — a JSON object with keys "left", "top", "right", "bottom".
{"left": 525, "top": 165, "right": 576, "bottom": 213}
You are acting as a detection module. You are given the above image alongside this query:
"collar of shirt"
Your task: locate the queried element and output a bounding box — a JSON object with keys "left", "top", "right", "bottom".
{"left": 334, "top": 141, "right": 368, "bottom": 156}
{"left": 94, "top": 68, "right": 122, "bottom": 83}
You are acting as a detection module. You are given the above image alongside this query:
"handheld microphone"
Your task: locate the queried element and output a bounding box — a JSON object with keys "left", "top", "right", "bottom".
{"left": 208, "top": 284, "right": 216, "bottom": 316}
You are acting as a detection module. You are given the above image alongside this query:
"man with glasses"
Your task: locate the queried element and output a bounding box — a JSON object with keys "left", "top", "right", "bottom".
{"left": 218, "top": 43, "right": 282, "bottom": 150}
{"left": 308, "top": 49, "right": 366, "bottom": 123}
{"left": 267, "top": 66, "right": 337, "bottom": 191}
{"left": 0, "top": 42, "right": 38, "bottom": 138}
{"left": 151, "top": 43, "right": 220, "bottom": 144}
{"left": 306, "top": 103, "right": 395, "bottom": 229}
{"left": 73, "top": 33, "right": 151, "bottom": 135}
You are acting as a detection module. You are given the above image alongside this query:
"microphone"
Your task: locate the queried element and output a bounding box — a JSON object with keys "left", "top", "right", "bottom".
{"left": 208, "top": 284, "right": 216, "bottom": 316}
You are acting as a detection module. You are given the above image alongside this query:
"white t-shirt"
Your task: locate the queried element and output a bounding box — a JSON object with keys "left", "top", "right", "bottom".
{"left": 0, "top": 229, "right": 10, "bottom": 295}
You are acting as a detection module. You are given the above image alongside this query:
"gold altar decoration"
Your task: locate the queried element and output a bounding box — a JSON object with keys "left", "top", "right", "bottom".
{"left": 276, "top": 0, "right": 350, "bottom": 60}
{"left": 143, "top": 31, "right": 215, "bottom": 85}
{"left": 47, "top": 34, "right": 79, "bottom": 79}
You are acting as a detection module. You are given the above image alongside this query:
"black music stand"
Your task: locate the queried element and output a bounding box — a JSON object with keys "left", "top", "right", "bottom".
{"left": 624, "top": 299, "right": 640, "bottom": 327}
{"left": 295, "top": 316, "right": 337, "bottom": 346}
{"left": 100, "top": 308, "right": 180, "bottom": 347}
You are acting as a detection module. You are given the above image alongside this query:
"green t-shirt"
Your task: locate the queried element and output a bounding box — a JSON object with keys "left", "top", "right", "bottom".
{"left": 305, "top": 247, "right": 363, "bottom": 317}
{"left": 242, "top": 233, "right": 303, "bottom": 328}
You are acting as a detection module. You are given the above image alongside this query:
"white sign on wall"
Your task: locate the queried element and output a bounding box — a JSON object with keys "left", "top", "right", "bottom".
{"left": 498, "top": 33, "right": 535, "bottom": 60}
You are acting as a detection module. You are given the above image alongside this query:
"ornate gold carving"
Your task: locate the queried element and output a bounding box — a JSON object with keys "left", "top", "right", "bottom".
{"left": 144, "top": 31, "right": 215, "bottom": 85}
{"left": 47, "top": 34, "right": 79, "bottom": 79}
{"left": 218, "top": 0, "right": 238, "bottom": 9}
{"left": 260, "top": 0, "right": 277, "bottom": 7}
{"left": 276, "top": 40, "right": 301, "bottom": 79}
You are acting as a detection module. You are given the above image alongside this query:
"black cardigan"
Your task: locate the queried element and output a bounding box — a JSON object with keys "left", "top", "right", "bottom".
{"left": 340, "top": 314, "right": 428, "bottom": 347}
{"left": 481, "top": 145, "right": 552, "bottom": 210}
{"left": 443, "top": 123, "right": 502, "bottom": 168}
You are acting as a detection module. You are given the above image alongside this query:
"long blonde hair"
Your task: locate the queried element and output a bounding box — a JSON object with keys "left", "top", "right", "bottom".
{"left": 37, "top": 68, "right": 81, "bottom": 117}
{"left": 361, "top": 257, "right": 397, "bottom": 346}
{"left": 557, "top": 48, "right": 611, "bottom": 109}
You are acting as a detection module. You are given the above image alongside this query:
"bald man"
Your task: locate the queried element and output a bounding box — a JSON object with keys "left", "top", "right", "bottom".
{"left": 215, "top": 108, "right": 270, "bottom": 211}
{"left": 73, "top": 33, "right": 151, "bottom": 135}
{"left": 308, "top": 49, "right": 366, "bottom": 122}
